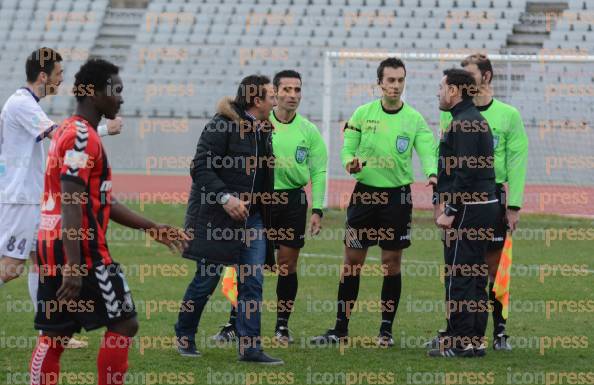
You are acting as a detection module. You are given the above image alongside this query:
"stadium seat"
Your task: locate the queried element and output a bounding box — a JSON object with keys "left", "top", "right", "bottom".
{"left": 0, "top": 0, "right": 576, "bottom": 127}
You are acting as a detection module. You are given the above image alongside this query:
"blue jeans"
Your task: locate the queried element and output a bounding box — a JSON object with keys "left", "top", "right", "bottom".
{"left": 175, "top": 212, "right": 266, "bottom": 355}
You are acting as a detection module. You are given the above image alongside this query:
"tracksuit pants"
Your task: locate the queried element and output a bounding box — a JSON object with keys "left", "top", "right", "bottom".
{"left": 443, "top": 201, "right": 498, "bottom": 348}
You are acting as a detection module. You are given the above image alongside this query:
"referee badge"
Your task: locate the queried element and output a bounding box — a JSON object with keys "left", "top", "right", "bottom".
{"left": 295, "top": 146, "right": 308, "bottom": 163}
{"left": 396, "top": 136, "right": 410, "bottom": 153}
{"left": 493, "top": 135, "right": 500, "bottom": 149}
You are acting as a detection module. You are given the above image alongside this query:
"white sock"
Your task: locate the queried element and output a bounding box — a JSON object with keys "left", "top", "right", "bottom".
{"left": 28, "top": 270, "right": 39, "bottom": 313}
{"left": 0, "top": 278, "right": 4, "bottom": 287}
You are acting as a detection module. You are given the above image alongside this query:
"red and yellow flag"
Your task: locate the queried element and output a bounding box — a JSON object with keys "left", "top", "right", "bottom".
{"left": 221, "top": 266, "right": 238, "bottom": 307}
{"left": 492, "top": 233, "right": 513, "bottom": 319}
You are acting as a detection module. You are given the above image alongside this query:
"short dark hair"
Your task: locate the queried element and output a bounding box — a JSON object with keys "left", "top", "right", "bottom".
{"left": 26, "top": 47, "right": 62, "bottom": 82}
{"left": 234, "top": 75, "right": 271, "bottom": 111}
{"left": 443, "top": 68, "right": 477, "bottom": 100}
{"left": 377, "top": 57, "right": 406, "bottom": 82}
{"left": 273, "top": 70, "right": 301, "bottom": 89}
{"left": 73, "top": 59, "right": 119, "bottom": 102}
{"left": 461, "top": 53, "right": 494, "bottom": 84}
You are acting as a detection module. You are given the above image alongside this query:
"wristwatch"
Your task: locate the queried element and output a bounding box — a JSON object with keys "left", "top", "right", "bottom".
{"left": 312, "top": 208, "right": 323, "bottom": 218}
{"left": 219, "top": 193, "right": 231, "bottom": 205}
{"left": 444, "top": 205, "right": 458, "bottom": 217}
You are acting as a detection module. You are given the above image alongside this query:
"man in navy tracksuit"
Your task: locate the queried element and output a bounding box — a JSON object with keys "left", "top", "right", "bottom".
{"left": 430, "top": 69, "right": 498, "bottom": 358}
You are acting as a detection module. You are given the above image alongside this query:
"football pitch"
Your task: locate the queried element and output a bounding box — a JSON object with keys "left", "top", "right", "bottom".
{"left": 1, "top": 203, "right": 592, "bottom": 385}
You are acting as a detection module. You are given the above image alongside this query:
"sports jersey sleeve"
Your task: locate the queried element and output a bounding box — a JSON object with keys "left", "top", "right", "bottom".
{"left": 307, "top": 123, "right": 328, "bottom": 210}
{"left": 438, "top": 111, "right": 452, "bottom": 156}
{"left": 14, "top": 99, "right": 57, "bottom": 140}
{"left": 505, "top": 108, "right": 528, "bottom": 208}
{"left": 413, "top": 114, "right": 438, "bottom": 177}
{"left": 439, "top": 111, "right": 453, "bottom": 133}
{"left": 59, "top": 125, "right": 100, "bottom": 186}
{"left": 341, "top": 107, "right": 363, "bottom": 168}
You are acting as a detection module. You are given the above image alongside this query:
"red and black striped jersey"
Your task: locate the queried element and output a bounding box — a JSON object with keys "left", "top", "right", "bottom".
{"left": 37, "top": 115, "right": 113, "bottom": 274}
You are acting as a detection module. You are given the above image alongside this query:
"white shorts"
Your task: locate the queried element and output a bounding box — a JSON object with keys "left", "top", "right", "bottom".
{"left": 0, "top": 204, "right": 40, "bottom": 260}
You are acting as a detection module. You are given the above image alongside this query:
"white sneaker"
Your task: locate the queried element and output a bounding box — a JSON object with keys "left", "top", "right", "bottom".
{"left": 65, "top": 337, "right": 88, "bottom": 349}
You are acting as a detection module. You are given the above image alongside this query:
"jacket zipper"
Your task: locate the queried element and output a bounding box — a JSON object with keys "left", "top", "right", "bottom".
{"left": 243, "top": 128, "right": 257, "bottom": 243}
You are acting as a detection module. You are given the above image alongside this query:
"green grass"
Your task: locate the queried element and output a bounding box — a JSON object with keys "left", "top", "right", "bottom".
{"left": 1, "top": 204, "right": 593, "bottom": 385}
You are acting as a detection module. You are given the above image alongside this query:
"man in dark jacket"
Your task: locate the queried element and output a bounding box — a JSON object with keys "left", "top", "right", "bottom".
{"left": 429, "top": 69, "right": 498, "bottom": 358}
{"left": 174, "top": 75, "right": 283, "bottom": 365}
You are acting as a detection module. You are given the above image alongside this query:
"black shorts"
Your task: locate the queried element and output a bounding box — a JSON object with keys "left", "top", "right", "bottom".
{"left": 35, "top": 262, "right": 136, "bottom": 333}
{"left": 344, "top": 183, "right": 412, "bottom": 251}
{"left": 488, "top": 184, "right": 508, "bottom": 251}
{"left": 271, "top": 188, "right": 308, "bottom": 249}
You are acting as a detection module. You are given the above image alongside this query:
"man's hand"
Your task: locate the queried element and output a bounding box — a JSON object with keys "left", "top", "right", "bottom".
{"left": 506, "top": 208, "right": 520, "bottom": 232}
{"left": 309, "top": 213, "right": 322, "bottom": 236}
{"left": 436, "top": 213, "right": 455, "bottom": 230}
{"left": 56, "top": 267, "right": 82, "bottom": 302}
{"left": 148, "top": 224, "right": 191, "bottom": 253}
{"left": 223, "top": 196, "right": 249, "bottom": 222}
{"left": 346, "top": 157, "right": 363, "bottom": 174}
{"left": 107, "top": 117, "right": 123, "bottom": 135}
{"left": 433, "top": 204, "right": 442, "bottom": 226}
{"left": 428, "top": 176, "right": 439, "bottom": 225}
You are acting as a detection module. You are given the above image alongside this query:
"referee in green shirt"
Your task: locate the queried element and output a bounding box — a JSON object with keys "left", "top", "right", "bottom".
{"left": 213, "top": 70, "right": 328, "bottom": 344}
{"left": 311, "top": 58, "right": 437, "bottom": 347}
{"left": 430, "top": 54, "right": 529, "bottom": 351}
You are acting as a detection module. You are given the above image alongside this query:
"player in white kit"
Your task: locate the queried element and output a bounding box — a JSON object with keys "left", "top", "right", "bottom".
{"left": 0, "top": 48, "right": 121, "bottom": 348}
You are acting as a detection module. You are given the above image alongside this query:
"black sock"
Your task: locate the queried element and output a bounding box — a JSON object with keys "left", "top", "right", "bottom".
{"left": 334, "top": 275, "right": 360, "bottom": 333}
{"left": 229, "top": 306, "right": 237, "bottom": 325}
{"left": 276, "top": 272, "right": 298, "bottom": 328}
{"left": 489, "top": 282, "right": 506, "bottom": 336}
{"left": 380, "top": 273, "right": 401, "bottom": 334}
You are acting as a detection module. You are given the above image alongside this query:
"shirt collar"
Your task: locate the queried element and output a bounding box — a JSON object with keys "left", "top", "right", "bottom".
{"left": 243, "top": 110, "right": 263, "bottom": 136}
{"left": 20, "top": 87, "right": 40, "bottom": 103}
{"left": 449, "top": 98, "right": 475, "bottom": 117}
{"left": 381, "top": 100, "right": 405, "bottom": 115}
{"left": 476, "top": 98, "right": 494, "bottom": 112}
{"left": 272, "top": 109, "right": 297, "bottom": 124}
{"left": 244, "top": 110, "right": 256, "bottom": 121}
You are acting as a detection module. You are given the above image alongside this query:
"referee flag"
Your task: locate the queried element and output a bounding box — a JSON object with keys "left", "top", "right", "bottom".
{"left": 221, "top": 266, "right": 238, "bottom": 307}
{"left": 493, "top": 233, "right": 513, "bottom": 319}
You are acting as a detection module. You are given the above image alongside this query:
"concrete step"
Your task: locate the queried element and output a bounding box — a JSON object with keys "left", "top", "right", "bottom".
{"left": 507, "top": 33, "right": 548, "bottom": 45}
{"left": 526, "top": 1, "right": 569, "bottom": 13}
{"left": 91, "top": 46, "right": 130, "bottom": 56}
{"left": 104, "top": 8, "right": 145, "bottom": 26}
{"left": 519, "top": 12, "right": 549, "bottom": 24}
{"left": 109, "top": 0, "right": 150, "bottom": 8}
{"left": 94, "top": 35, "right": 135, "bottom": 48}
{"left": 88, "top": 48, "right": 129, "bottom": 66}
{"left": 500, "top": 45, "right": 543, "bottom": 55}
{"left": 89, "top": 6, "right": 145, "bottom": 71}
{"left": 98, "top": 24, "right": 139, "bottom": 37}
{"left": 90, "top": 52, "right": 131, "bottom": 60}
{"left": 513, "top": 23, "right": 549, "bottom": 34}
